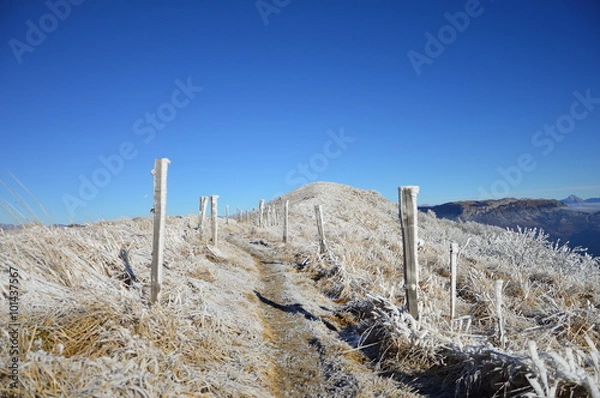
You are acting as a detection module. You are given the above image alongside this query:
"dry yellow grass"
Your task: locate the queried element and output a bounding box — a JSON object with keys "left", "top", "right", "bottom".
{"left": 0, "top": 217, "right": 275, "bottom": 397}
{"left": 257, "top": 182, "right": 600, "bottom": 397}
{"left": 1, "top": 182, "right": 599, "bottom": 397}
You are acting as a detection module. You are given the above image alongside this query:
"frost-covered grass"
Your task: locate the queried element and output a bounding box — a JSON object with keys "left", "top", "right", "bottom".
{"left": 0, "top": 217, "right": 275, "bottom": 397}
{"left": 258, "top": 182, "right": 600, "bottom": 397}
{"left": 1, "top": 181, "right": 599, "bottom": 397}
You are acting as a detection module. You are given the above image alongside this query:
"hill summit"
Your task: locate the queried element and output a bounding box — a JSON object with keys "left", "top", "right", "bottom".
{"left": 561, "top": 194, "right": 585, "bottom": 204}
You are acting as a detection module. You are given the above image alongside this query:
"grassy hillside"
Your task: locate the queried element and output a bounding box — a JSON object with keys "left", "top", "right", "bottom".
{"left": 1, "top": 182, "right": 599, "bottom": 397}
{"left": 420, "top": 198, "right": 600, "bottom": 258}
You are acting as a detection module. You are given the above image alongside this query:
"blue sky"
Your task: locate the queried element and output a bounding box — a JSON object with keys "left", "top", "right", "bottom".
{"left": 1, "top": 0, "right": 599, "bottom": 224}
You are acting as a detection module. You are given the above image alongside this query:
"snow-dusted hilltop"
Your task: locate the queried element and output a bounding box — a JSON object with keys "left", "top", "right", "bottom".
{"left": 1, "top": 182, "right": 598, "bottom": 397}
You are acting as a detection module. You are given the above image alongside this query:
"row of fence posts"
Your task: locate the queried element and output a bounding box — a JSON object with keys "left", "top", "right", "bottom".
{"left": 148, "top": 159, "right": 503, "bottom": 342}
{"left": 197, "top": 195, "right": 219, "bottom": 245}
{"left": 399, "top": 186, "right": 505, "bottom": 343}
{"left": 234, "top": 199, "right": 289, "bottom": 233}
{"left": 148, "top": 159, "right": 421, "bottom": 314}
{"left": 246, "top": 199, "right": 285, "bottom": 229}
{"left": 197, "top": 197, "right": 291, "bottom": 241}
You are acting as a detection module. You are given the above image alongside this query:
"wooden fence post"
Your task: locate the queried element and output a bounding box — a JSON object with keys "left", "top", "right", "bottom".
{"left": 150, "top": 158, "right": 170, "bottom": 305}
{"left": 198, "top": 196, "right": 208, "bottom": 236}
{"left": 211, "top": 195, "right": 219, "bottom": 247}
{"left": 399, "top": 186, "right": 420, "bottom": 320}
{"left": 314, "top": 204, "right": 327, "bottom": 255}
{"left": 496, "top": 279, "right": 505, "bottom": 349}
{"left": 283, "top": 200, "right": 289, "bottom": 243}
{"left": 259, "top": 199, "right": 265, "bottom": 227}
{"left": 266, "top": 205, "right": 270, "bottom": 227}
{"left": 450, "top": 242, "right": 458, "bottom": 321}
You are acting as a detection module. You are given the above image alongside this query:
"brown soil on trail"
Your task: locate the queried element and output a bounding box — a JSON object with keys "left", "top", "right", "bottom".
{"left": 226, "top": 234, "right": 412, "bottom": 398}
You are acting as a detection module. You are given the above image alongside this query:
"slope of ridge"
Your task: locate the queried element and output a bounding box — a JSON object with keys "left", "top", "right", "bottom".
{"left": 562, "top": 194, "right": 585, "bottom": 205}
{"left": 271, "top": 182, "right": 399, "bottom": 237}
{"left": 420, "top": 197, "right": 600, "bottom": 257}
{"left": 0, "top": 217, "right": 280, "bottom": 396}
{"left": 275, "top": 182, "right": 392, "bottom": 219}
{"left": 1, "top": 182, "right": 599, "bottom": 397}
{"left": 0, "top": 196, "right": 414, "bottom": 397}
{"left": 259, "top": 182, "right": 600, "bottom": 396}
{"left": 419, "top": 198, "right": 566, "bottom": 222}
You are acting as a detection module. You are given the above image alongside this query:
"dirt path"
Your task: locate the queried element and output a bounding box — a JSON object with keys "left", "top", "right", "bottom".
{"left": 225, "top": 234, "right": 407, "bottom": 398}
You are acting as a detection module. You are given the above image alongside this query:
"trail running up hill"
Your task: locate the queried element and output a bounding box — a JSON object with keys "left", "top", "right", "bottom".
{"left": 0, "top": 211, "right": 416, "bottom": 397}
{"left": 224, "top": 233, "right": 411, "bottom": 397}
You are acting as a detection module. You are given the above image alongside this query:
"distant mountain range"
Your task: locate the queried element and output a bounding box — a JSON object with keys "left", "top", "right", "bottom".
{"left": 560, "top": 195, "right": 600, "bottom": 214}
{"left": 561, "top": 194, "right": 600, "bottom": 204}
{"left": 420, "top": 195, "right": 600, "bottom": 258}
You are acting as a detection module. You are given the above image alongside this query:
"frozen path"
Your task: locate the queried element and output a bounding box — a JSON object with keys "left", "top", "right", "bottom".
{"left": 225, "top": 233, "right": 403, "bottom": 397}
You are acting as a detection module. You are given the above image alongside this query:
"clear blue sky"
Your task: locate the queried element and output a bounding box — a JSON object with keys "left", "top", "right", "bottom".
{"left": 1, "top": 0, "right": 599, "bottom": 224}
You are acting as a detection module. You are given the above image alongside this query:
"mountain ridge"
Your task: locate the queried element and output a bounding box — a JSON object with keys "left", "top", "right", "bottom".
{"left": 420, "top": 197, "right": 600, "bottom": 257}
{"left": 561, "top": 195, "right": 600, "bottom": 205}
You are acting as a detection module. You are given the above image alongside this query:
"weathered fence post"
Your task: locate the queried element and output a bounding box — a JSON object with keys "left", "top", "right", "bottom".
{"left": 266, "top": 205, "right": 271, "bottom": 227}
{"left": 150, "top": 158, "right": 170, "bottom": 305}
{"left": 450, "top": 242, "right": 458, "bottom": 321}
{"left": 198, "top": 196, "right": 208, "bottom": 236}
{"left": 283, "top": 200, "right": 289, "bottom": 243}
{"left": 314, "top": 204, "right": 327, "bottom": 255}
{"left": 258, "top": 199, "right": 265, "bottom": 227}
{"left": 496, "top": 279, "right": 505, "bottom": 349}
{"left": 211, "top": 195, "right": 219, "bottom": 247}
{"left": 399, "top": 186, "right": 420, "bottom": 320}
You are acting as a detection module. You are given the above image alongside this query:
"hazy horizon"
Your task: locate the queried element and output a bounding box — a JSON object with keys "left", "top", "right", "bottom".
{"left": 1, "top": 179, "right": 599, "bottom": 226}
